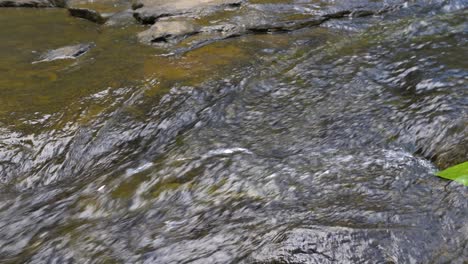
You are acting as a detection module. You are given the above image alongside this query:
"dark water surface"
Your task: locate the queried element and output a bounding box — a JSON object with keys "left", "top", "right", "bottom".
{"left": 0, "top": 0, "right": 467, "bottom": 263}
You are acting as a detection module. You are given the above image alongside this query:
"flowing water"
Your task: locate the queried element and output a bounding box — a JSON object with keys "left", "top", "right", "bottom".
{"left": 0, "top": 0, "right": 467, "bottom": 263}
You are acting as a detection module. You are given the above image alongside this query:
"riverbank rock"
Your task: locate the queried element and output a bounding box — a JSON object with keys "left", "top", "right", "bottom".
{"left": 0, "top": 0, "right": 65, "bottom": 7}
{"left": 133, "top": 0, "right": 243, "bottom": 24}
{"left": 68, "top": 7, "right": 107, "bottom": 24}
{"left": 33, "top": 43, "right": 94, "bottom": 63}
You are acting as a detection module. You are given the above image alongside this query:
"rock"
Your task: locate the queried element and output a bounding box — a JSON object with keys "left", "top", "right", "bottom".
{"left": 0, "top": 0, "right": 65, "bottom": 7}
{"left": 137, "top": 19, "right": 200, "bottom": 45}
{"left": 154, "top": 17, "right": 327, "bottom": 54}
{"left": 435, "top": 143, "right": 468, "bottom": 170}
{"left": 246, "top": 17, "right": 327, "bottom": 33}
{"left": 350, "top": 9, "right": 377, "bottom": 17}
{"left": 68, "top": 8, "right": 107, "bottom": 24}
{"left": 133, "top": 0, "right": 243, "bottom": 24}
{"left": 104, "top": 10, "right": 136, "bottom": 26}
{"left": 66, "top": 0, "right": 130, "bottom": 13}
{"left": 134, "top": 0, "right": 404, "bottom": 54}
{"left": 201, "top": 23, "right": 238, "bottom": 33}
{"left": 33, "top": 43, "right": 94, "bottom": 63}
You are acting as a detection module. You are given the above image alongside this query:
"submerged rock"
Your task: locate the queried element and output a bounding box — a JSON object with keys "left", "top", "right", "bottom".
{"left": 133, "top": 0, "right": 243, "bottom": 24}
{"left": 33, "top": 43, "right": 94, "bottom": 63}
{"left": 0, "top": 0, "right": 65, "bottom": 7}
{"left": 68, "top": 7, "right": 107, "bottom": 24}
{"left": 137, "top": 19, "right": 200, "bottom": 45}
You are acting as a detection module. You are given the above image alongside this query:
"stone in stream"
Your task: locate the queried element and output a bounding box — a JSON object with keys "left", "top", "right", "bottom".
{"left": 33, "top": 43, "right": 94, "bottom": 63}
{"left": 0, "top": 0, "right": 65, "bottom": 7}
{"left": 137, "top": 19, "right": 201, "bottom": 45}
{"left": 132, "top": 0, "right": 244, "bottom": 24}
{"left": 104, "top": 10, "right": 136, "bottom": 26}
{"left": 132, "top": 0, "right": 405, "bottom": 53}
{"left": 68, "top": 7, "right": 108, "bottom": 24}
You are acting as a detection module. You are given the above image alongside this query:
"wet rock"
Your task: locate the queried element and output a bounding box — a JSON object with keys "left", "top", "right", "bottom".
{"left": 133, "top": 0, "right": 243, "bottom": 24}
{"left": 33, "top": 43, "right": 94, "bottom": 63}
{"left": 137, "top": 19, "right": 200, "bottom": 45}
{"left": 0, "top": 0, "right": 65, "bottom": 7}
{"left": 137, "top": 16, "right": 329, "bottom": 51}
{"left": 134, "top": 0, "right": 406, "bottom": 53}
{"left": 68, "top": 7, "right": 107, "bottom": 24}
{"left": 104, "top": 9, "right": 135, "bottom": 26}
{"left": 429, "top": 128, "right": 468, "bottom": 169}
{"left": 67, "top": 0, "right": 131, "bottom": 13}
{"left": 247, "top": 17, "right": 327, "bottom": 33}
{"left": 160, "top": 16, "right": 338, "bottom": 54}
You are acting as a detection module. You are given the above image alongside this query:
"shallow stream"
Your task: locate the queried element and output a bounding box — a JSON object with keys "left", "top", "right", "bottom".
{"left": 0, "top": 0, "right": 467, "bottom": 263}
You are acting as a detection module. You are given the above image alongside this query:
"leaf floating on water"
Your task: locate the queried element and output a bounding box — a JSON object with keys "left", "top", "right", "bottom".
{"left": 436, "top": 162, "right": 468, "bottom": 186}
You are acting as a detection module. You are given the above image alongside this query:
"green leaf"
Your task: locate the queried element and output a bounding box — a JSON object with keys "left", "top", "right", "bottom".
{"left": 436, "top": 162, "right": 468, "bottom": 186}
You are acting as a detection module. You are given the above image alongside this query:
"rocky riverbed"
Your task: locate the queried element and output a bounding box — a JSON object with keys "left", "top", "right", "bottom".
{"left": 0, "top": 0, "right": 467, "bottom": 263}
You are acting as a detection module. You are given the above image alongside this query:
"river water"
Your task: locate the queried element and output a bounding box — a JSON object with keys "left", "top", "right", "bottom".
{"left": 0, "top": 0, "right": 467, "bottom": 263}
